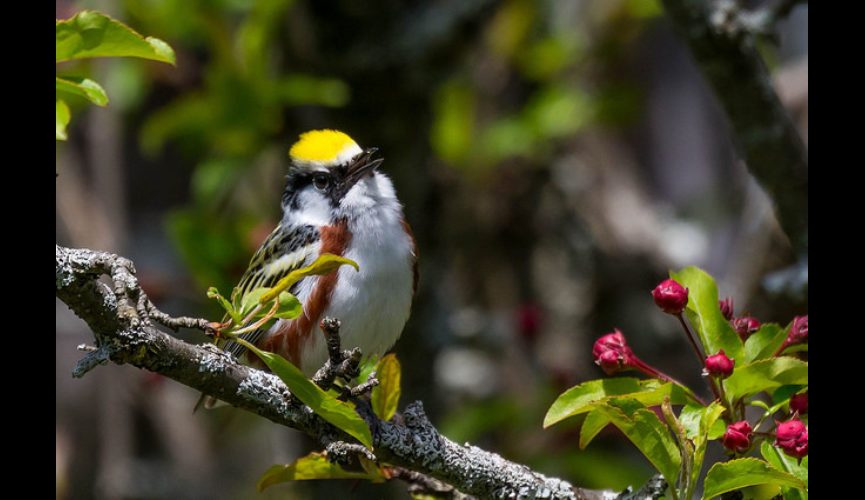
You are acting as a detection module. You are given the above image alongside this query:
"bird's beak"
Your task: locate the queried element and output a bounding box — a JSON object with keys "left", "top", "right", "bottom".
{"left": 343, "top": 147, "right": 384, "bottom": 189}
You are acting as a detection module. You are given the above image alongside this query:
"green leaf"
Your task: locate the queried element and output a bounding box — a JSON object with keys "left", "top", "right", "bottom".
{"left": 761, "top": 441, "right": 808, "bottom": 499}
{"left": 56, "top": 99, "right": 70, "bottom": 140}
{"left": 274, "top": 292, "right": 303, "bottom": 320}
{"left": 579, "top": 409, "right": 611, "bottom": 449}
{"left": 356, "top": 355, "right": 380, "bottom": 385}
{"left": 679, "top": 404, "right": 707, "bottom": 439}
{"left": 595, "top": 401, "right": 681, "bottom": 487}
{"left": 371, "top": 354, "right": 401, "bottom": 421}
{"left": 743, "top": 323, "right": 786, "bottom": 363}
{"left": 772, "top": 385, "right": 806, "bottom": 405}
{"left": 257, "top": 452, "right": 384, "bottom": 491}
{"left": 724, "top": 358, "right": 808, "bottom": 400}
{"left": 206, "top": 286, "right": 241, "bottom": 323}
{"left": 56, "top": 10, "right": 176, "bottom": 64}
{"left": 56, "top": 77, "right": 108, "bottom": 106}
{"left": 678, "top": 402, "right": 725, "bottom": 441}
{"left": 761, "top": 441, "right": 808, "bottom": 485}
{"left": 236, "top": 339, "right": 373, "bottom": 449}
{"left": 261, "top": 253, "right": 359, "bottom": 303}
{"left": 544, "top": 378, "right": 693, "bottom": 428}
{"left": 702, "top": 458, "right": 806, "bottom": 499}
{"left": 690, "top": 402, "right": 725, "bottom": 497}
{"left": 671, "top": 267, "right": 744, "bottom": 361}
{"left": 239, "top": 287, "right": 271, "bottom": 317}
{"left": 545, "top": 378, "right": 643, "bottom": 428}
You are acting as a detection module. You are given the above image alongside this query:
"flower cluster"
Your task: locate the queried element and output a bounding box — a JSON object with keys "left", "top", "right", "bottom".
{"left": 590, "top": 277, "right": 809, "bottom": 461}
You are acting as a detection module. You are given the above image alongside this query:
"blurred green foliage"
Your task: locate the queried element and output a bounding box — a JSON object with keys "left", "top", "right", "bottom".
{"left": 56, "top": 10, "right": 175, "bottom": 139}
{"left": 119, "top": 0, "right": 352, "bottom": 292}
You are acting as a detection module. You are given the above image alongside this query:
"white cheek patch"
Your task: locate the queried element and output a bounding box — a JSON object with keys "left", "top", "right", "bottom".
{"left": 285, "top": 188, "right": 332, "bottom": 226}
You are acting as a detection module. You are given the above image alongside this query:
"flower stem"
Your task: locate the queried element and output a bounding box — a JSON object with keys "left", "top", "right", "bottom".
{"left": 630, "top": 357, "right": 707, "bottom": 406}
{"left": 676, "top": 313, "right": 705, "bottom": 362}
{"left": 773, "top": 340, "right": 790, "bottom": 357}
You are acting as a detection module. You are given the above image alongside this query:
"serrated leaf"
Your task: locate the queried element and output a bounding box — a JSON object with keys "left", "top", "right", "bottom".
{"left": 761, "top": 441, "right": 808, "bottom": 485}
{"left": 761, "top": 442, "right": 808, "bottom": 500}
{"left": 56, "top": 99, "right": 70, "bottom": 140}
{"left": 579, "top": 409, "right": 610, "bottom": 449}
{"left": 56, "top": 10, "right": 175, "bottom": 64}
{"left": 236, "top": 338, "right": 373, "bottom": 449}
{"left": 371, "top": 354, "right": 401, "bottom": 421}
{"left": 257, "top": 452, "right": 384, "bottom": 491}
{"left": 595, "top": 401, "right": 681, "bottom": 487}
{"left": 702, "top": 458, "right": 806, "bottom": 499}
{"left": 671, "top": 267, "right": 744, "bottom": 361}
{"left": 724, "top": 358, "right": 808, "bottom": 401}
{"left": 261, "top": 253, "right": 359, "bottom": 303}
{"left": 544, "top": 378, "right": 694, "bottom": 428}
{"left": 743, "top": 323, "right": 786, "bottom": 363}
{"left": 56, "top": 77, "right": 108, "bottom": 106}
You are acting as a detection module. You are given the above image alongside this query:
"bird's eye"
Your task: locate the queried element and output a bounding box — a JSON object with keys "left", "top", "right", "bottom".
{"left": 312, "top": 174, "right": 330, "bottom": 192}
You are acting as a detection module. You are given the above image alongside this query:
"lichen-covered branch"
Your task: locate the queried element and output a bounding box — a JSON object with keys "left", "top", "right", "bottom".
{"left": 660, "top": 0, "right": 808, "bottom": 254}
{"left": 56, "top": 245, "right": 663, "bottom": 499}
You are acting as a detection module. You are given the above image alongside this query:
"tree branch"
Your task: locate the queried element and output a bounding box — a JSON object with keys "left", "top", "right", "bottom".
{"left": 660, "top": 0, "right": 808, "bottom": 255}
{"left": 56, "top": 245, "right": 664, "bottom": 499}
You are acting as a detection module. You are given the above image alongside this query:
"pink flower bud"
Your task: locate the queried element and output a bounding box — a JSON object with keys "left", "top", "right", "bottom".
{"left": 592, "top": 330, "right": 635, "bottom": 375}
{"left": 775, "top": 418, "right": 808, "bottom": 459}
{"left": 722, "top": 421, "right": 753, "bottom": 453}
{"left": 704, "top": 350, "right": 735, "bottom": 379}
{"left": 516, "top": 303, "right": 542, "bottom": 344}
{"left": 787, "top": 315, "right": 808, "bottom": 345}
{"left": 732, "top": 316, "right": 761, "bottom": 341}
{"left": 719, "top": 297, "right": 734, "bottom": 321}
{"left": 652, "top": 279, "right": 689, "bottom": 315}
{"left": 789, "top": 392, "right": 808, "bottom": 415}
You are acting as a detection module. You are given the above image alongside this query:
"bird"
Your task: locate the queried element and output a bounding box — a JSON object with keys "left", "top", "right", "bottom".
{"left": 197, "top": 129, "right": 417, "bottom": 410}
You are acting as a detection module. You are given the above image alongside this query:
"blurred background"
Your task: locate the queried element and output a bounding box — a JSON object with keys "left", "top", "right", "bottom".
{"left": 55, "top": 0, "right": 808, "bottom": 498}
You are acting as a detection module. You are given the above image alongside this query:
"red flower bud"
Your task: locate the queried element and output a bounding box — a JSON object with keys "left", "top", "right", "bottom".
{"left": 516, "top": 303, "right": 542, "bottom": 344}
{"left": 592, "top": 330, "right": 636, "bottom": 375}
{"left": 652, "top": 279, "right": 689, "bottom": 315}
{"left": 787, "top": 315, "right": 808, "bottom": 345}
{"left": 592, "top": 329, "right": 677, "bottom": 383}
{"left": 789, "top": 392, "right": 808, "bottom": 415}
{"left": 732, "top": 316, "right": 761, "bottom": 341}
{"left": 704, "top": 350, "right": 735, "bottom": 379}
{"left": 719, "top": 297, "right": 734, "bottom": 321}
{"left": 722, "top": 421, "right": 753, "bottom": 453}
{"left": 775, "top": 418, "right": 808, "bottom": 459}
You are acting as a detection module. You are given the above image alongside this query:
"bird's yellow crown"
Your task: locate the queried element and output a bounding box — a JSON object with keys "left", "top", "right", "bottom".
{"left": 289, "top": 129, "right": 362, "bottom": 166}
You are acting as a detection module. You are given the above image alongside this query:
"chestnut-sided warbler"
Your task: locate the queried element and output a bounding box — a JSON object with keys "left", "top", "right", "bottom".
{"left": 198, "top": 130, "right": 417, "bottom": 409}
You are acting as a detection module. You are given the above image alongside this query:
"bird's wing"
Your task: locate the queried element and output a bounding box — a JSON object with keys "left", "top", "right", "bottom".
{"left": 222, "top": 223, "right": 320, "bottom": 360}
